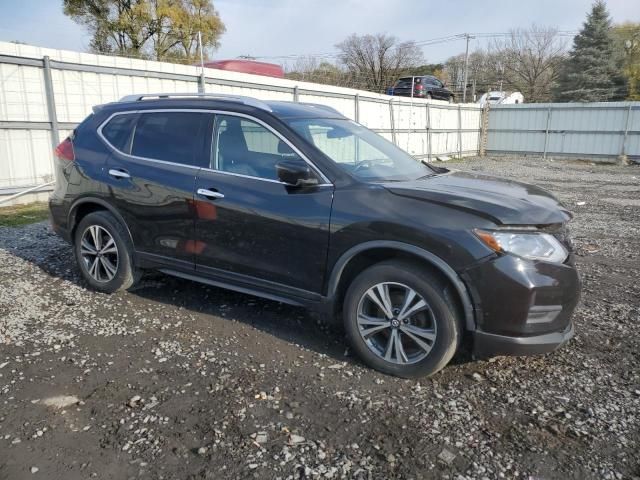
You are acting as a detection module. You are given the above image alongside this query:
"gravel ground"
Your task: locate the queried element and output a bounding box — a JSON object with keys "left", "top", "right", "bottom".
{"left": 0, "top": 155, "right": 639, "bottom": 480}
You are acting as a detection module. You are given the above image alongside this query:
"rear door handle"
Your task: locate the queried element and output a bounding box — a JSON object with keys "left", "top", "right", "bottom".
{"left": 197, "top": 188, "right": 225, "bottom": 199}
{"left": 108, "top": 169, "right": 130, "bottom": 179}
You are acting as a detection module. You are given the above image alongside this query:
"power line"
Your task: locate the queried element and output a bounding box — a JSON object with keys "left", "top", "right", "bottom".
{"left": 257, "top": 25, "right": 640, "bottom": 65}
{"left": 256, "top": 34, "right": 467, "bottom": 60}
{"left": 252, "top": 30, "right": 581, "bottom": 61}
{"left": 412, "top": 34, "right": 467, "bottom": 46}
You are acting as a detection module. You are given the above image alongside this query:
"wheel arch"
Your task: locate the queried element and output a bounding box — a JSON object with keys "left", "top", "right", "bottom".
{"left": 68, "top": 197, "right": 135, "bottom": 248}
{"left": 327, "top": 241, "right": 476, "bottom": 331}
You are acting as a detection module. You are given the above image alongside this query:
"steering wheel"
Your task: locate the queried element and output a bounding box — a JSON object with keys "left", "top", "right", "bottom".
{"left": 353, "top": 160, "right": 372, "bottom": 173}
{"left": 353, "top": 158, "right": 388, "bottom": 173}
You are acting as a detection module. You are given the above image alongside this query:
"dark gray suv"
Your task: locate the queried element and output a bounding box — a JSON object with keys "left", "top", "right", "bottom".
{"left": 49, "top": 93, "right": 580, "bottom": 378}
{"left": 389, "top": 76, "right": 454, "bottom": 101}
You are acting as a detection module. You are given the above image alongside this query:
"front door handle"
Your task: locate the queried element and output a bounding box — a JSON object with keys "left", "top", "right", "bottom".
{"left": 108, "top": 169, "right": 130, "bottom": 179}
{"left": 197, "top": 188, "right": 225, "bottom": 199}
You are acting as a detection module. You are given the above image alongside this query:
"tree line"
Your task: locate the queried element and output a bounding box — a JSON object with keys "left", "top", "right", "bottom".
{"left": 62, "top": 1, "right": 639, "bottom": 102}
{"left": 286, "top": 1, "right": 638, "bottom": 102}
{"left": 442, "top": 3, "right": 634, "bottom": 102}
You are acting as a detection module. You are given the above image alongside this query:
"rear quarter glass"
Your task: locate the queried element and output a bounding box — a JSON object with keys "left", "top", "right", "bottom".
{"left": 101, "top": 113, "right": 137, "bottom": 152}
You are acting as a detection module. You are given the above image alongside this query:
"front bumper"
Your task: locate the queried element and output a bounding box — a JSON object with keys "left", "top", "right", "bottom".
{"left": 463, "top": 253, "right": 581, "bottom": 358}
{"left": 473, "top": 322, "right": 574, "bottom": 358}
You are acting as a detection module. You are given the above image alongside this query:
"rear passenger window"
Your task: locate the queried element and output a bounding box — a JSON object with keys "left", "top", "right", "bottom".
{"left": 102, "top": 113, "right": 136, "bottom": 152}
{"left": 131, "top": 112, "right": 208, "bottom": 166}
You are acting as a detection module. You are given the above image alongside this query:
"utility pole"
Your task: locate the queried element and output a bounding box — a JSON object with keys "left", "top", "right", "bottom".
{"left": 198, "top": 30, "right": 204, "bottom": 70}
{"left": 462, "top": 33, "right": 473, "bottom": 103}
{"left": 197, "top": 31, "right": 205, "bottom": 93}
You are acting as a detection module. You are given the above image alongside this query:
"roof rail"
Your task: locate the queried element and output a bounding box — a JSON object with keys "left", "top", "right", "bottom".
{"left": 118, "top": 92, "right": 273, "bottom": 112}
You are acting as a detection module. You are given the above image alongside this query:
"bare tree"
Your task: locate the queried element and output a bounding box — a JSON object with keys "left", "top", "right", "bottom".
{"left": 444, "top": 53, "right": 465, "bottom": 92}
{"left": 285, "top": 56, "right": 321, "bottom": 81}
{"left": 284, "top": 57, "right": 351, "bottom": 86}
{"left": 336, "top": 33, "right": 424, "bottom": 92}
{"left": 444, "top": 50, "right": 504, "bottom": 100}
{"left": 491, "top": 26, "right": 566, "bottom": 102}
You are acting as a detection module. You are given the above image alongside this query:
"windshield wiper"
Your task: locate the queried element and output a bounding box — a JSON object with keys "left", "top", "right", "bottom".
{"left": 416, "top": 173, "right": 438, "bottom": 180}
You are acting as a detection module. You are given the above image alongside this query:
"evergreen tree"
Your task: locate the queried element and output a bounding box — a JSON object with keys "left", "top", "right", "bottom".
{"left": 553, "top": 1, "right": 627, "bottom": 102}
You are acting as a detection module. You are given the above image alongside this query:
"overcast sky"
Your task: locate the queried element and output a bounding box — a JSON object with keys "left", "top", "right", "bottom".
{"left": 0, "top": 0, "right": 638, "bottom": 64}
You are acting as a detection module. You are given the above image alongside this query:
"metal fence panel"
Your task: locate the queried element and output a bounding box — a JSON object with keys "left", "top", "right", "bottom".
{"left": 0, "top": 129, "right": 53, "bottom": 189}
{"left": 488, "top": 102, "right": 640, "bottom": 160}
{"left": 358, "top": 99, "right": 392, "bottom": 130}
{"left": 0, "top": 63, "right": 48, "bottom": 122}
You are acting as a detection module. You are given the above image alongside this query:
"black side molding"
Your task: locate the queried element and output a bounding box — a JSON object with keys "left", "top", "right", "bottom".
{"left": 159, "top": 268, "right": 318, "bottom": 308}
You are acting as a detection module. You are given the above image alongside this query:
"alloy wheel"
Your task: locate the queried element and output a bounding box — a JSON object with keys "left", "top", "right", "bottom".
{"left": 356, "top": 282, "right": 437, "bottom": 364}
{"left": 80, "top": 225, "right": 119, "bottom": 282}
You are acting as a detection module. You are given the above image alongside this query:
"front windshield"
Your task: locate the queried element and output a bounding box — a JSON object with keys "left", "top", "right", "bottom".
{"left": 287, "top": 118, "right": 436, "bottom": 181}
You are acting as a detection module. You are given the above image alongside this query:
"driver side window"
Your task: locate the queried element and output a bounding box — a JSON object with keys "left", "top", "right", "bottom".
{"left": 214, "top": 115, "right": 302, "bottom": 181}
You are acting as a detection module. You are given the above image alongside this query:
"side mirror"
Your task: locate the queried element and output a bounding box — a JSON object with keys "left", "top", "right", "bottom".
{"left": 275, "top": 160, "right": 318, "bottom": 187}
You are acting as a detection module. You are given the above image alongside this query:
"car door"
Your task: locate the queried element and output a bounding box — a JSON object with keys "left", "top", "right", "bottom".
{"left": 431, "top": 78, "right": 448, "bottom": 100}
{"left": 103, "top": 110, "right": 212, "bottom": 267}
{"left": 193, "top": 113, "right": 334, "bottom": 295}
{"left": 423, "top": 77, "right": 436, "bottom": 99}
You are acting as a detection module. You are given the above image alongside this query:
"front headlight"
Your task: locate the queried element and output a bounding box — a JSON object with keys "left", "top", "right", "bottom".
{"left": 474, "top": 229, "right": 568, "bottom": 263}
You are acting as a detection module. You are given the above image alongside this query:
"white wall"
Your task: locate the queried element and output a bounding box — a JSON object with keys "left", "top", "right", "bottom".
{"left": 0, "top": 41, "right": 482, "bottom": 191}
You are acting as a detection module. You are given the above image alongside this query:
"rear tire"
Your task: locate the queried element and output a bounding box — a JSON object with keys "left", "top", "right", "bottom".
{"left": 73, "top": 211, "right": 140, "bottom": 293}
{"left": 343, "top": 261, "right": 461, "bottom": 378}
{"left": 426, "top": 93, "right": 433, "bottom": 100}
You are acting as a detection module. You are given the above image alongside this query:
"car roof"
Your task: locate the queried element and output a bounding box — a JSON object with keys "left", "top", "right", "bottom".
{"left": 96, "top": 95, "right": 346, "bottom": 120}
{"left": 399, "top": 75, "right": 436, "bottom": 80}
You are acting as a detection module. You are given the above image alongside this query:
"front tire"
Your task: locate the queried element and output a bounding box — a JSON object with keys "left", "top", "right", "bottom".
{"left": 73, "top": 211, "right": 140, "bottom": 293}
{"left": 343, "top": 261, "right": 461, "bottom": 378}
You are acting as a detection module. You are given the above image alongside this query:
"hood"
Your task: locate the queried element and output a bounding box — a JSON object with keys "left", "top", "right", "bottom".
{"left": 384, "top": 170, "right": 572, "bottom": 225}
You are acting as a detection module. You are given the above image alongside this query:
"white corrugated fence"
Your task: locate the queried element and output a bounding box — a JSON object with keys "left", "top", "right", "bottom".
{"left": 0, "top": 41, "right": 482, "bottom": 194}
